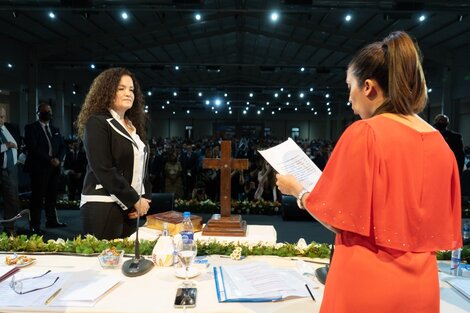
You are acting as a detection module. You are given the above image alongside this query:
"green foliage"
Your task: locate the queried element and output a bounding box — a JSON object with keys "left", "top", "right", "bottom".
{"left": 1, "top": 232, "right": 467, "bottom": 261}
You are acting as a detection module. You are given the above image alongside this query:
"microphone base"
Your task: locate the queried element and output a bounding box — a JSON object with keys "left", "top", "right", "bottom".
{"left": 122, "top": 257, "right": 154, "bottom": 277}
{"left": 315, "top": 265, "right": 329, "bottom": 285}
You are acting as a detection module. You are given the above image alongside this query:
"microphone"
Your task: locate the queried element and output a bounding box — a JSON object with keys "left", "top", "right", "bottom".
{"left": 315, "top": 243, "right": 334, "bottom": 285}
{"left": 122, "top": 145, "right": 153, "bottom": 277}
{"left": 0, "top": 209, "right": 30, "bottom": 223}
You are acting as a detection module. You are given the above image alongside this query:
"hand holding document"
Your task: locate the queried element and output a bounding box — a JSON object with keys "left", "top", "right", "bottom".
{"left": 258, "top": 138, "right": 322, "bottom": 191}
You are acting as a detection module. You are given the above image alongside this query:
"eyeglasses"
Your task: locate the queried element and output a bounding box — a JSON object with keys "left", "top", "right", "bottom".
{"left": 9, "top": 270, "right": 59, "bottom": 295}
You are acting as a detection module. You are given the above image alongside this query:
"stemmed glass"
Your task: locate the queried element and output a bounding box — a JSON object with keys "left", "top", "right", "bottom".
{"left": 175, "top": 239, "right": 197, "bottom": 287}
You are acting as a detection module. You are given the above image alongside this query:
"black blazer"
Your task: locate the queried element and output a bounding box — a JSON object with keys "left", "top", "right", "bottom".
{"left": 81, "top": 114, "right": 151, "bottom": 211}
{"left": 0, "top": 122, "right": 21, "bottom": 165}
{"left": 23, "top": 121, "right": 65, "bottom": 172}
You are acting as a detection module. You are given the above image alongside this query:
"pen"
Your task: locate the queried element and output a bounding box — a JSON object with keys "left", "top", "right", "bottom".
{"left": 44, "top": 288, "right": 62, "bottom": 305}
{"left": 305, "top": 284, "right": 316, "bottom": 302}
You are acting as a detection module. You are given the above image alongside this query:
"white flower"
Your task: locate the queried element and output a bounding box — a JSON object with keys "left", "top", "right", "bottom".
{"left": 275, "top": 243, "right": 285, "bottom": 249}
{"left": 55, "top": 238, "right": 66, "bottom": 246}
{"left": 295, "top": 238, "right": 308, "bottom": 253}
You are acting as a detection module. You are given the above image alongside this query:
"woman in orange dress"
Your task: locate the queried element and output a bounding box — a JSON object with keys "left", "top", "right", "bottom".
{"left": 276, "top": 31, "right": 462, "bottom": 313}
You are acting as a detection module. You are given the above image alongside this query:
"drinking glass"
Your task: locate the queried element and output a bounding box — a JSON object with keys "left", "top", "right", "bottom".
{"left": 175, "top": 239, "right": 197, "bottom": 286}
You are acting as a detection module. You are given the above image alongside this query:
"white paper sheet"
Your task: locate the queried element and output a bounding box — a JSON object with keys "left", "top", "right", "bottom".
{"left": 215, "top": 262, "right": 317, "bottom": 302}
{"left": 258, "top": 138, "right": 322, "bottom": 191}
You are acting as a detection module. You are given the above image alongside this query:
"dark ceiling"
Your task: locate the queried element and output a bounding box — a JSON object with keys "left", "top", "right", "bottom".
{"left": 0, "top": 0, "right": 469, "bottom": 117}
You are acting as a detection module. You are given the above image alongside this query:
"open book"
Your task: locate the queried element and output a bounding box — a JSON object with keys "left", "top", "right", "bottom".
{"left": 258, "top": 138, "right": 322, "bottom": 191}
{"left": 213, "top": 262, "right": 318, "bottom": 302}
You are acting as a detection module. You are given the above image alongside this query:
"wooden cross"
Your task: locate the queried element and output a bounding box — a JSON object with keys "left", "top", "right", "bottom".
{"left": 202, "top": 140, "right": 249, "bottom": 236}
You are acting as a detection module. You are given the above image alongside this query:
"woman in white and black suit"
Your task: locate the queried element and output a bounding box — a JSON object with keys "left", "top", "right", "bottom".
{"left": 75, "top": 67, "right": 151, "bottom": 240}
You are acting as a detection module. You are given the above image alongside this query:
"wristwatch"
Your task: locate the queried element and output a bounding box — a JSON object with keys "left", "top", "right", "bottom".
{"left": 296, "top": 189, "right": 309, "bottom": 209}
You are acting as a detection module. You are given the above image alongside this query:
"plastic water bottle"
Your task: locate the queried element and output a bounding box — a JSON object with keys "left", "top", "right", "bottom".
{"left": 180, "top": 211, "right": 194, "bottom": 243}
{"left": 463, "top": 221, "right": 470, "bottom": 242}
{"left": 450, "top": 248, "right": 462, "bottom": 276}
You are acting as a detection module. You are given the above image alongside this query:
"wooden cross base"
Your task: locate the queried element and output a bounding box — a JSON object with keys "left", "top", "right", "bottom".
{"left": 202, "top": 215, "right": 247, "bottom": 237}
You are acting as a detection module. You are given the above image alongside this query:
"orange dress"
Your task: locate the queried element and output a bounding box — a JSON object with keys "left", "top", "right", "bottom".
{"left": 305, "top": 115, "right": 462, "bottom": 313}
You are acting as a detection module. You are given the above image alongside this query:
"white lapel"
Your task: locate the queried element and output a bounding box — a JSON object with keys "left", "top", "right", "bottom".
{"left": 106, "top": 118, "right": 137, "bottom": 148}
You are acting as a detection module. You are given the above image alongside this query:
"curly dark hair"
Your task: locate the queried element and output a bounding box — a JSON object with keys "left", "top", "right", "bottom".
{"left": 75, "top": 67, "right": 147, "bottom": 142}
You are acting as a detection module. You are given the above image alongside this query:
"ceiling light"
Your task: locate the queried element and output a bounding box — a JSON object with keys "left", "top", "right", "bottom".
{"left": 249, "top": 93, "right": 253, "bottom": 97}
{"left": 215, "top": 99, "right": 221, "bottom": 106}
{"left": 266, "top": 101, "right": 270, "bottom": 105}
{"left": 48, "top": 85, "right": 52, "bottom": 89}
{"left": 246, "top": 101, "right": 250, "bottom": 105}
{"left": 173, "top": 111, "right": 176, "bottom": 115}
{"left": 294, "top": 108, "right": 298, "bottom": 111}
{"left": 243, "top": 110, "right": 247, "bottom": 115}
{"left": 162, "top": 105, "right": 165, "bottom": 109}
{"left": 328, "top": 112, "right": 332, "bottom": 115}
{"left": 7, "top": 63, "right": 12, "bottom": 68}
{"left": 175, "top": 65, "right": 179, "bottom": 70}
{"left": 280, "top": 88, "right": 284, "bottom": 91}
{"left": 314, "top": 112, "right": 318, "bottom": 115}
{"left": 186, "top": 110, "right": 190, "bottom": 114}
{"left": 299, "top": 93, "right": 304, "bottom": 98}
{"left": 195, "top": 13, "right": 201, "bottom": 21}
{"left": 270, "top": 11, "right": 279, "bottom": 22}
{"left": 428, "top": 88, "right": 432, "bottom": 93}
{"left": 224, "top": 93, "right": 228, "bottom": 97}
{"left": 310, "top": 87, "right": 314, "bottom": 92}
{"left": 173, "top": 92, "right": 177, "bottom": 96}
{"left": 166, "top": 100, "right": 170, "bottom": 104}
{"left": 326, "top": 102, "right": 330, "bottom": 106}
{"left": 72, "top": 91, "right": 76, "bottom": 95}
{"left": 198, "top": 92, "right": 202, "bottom": 97}
{"left": 121, "top": 12, "right": 129, "bottom": 20}
{"left": 419, "top": 15, "right": 426, "bottom": 22}
{"left": 229, "top": 111, "right": 232, "bottom": 114}
{"left": 300, "top": 67, "right": 305, "bottom": 72}
{"left": 325, "top": 93, "right": 330, "bottom": 98}
{"left": 274, "top": 93, "right": 278, "bottom": 98}
{"left": 345, "top": 14, "right": 352, "bottom": 22}
{"left": 347, "top": 102, "right": 351, "bottom": 106}
{"left": 257, "top": 110, "right": 261, "bottom": 115}
{"left": 147, "top": 91, "right": 152, "bottom": 96}
{"left": 288, "top": 94, "right": 291, "bottom": 98}
{"left": 306, "top": 101, "right": 310, "bottom": 105}
{"left": 205, "top": 100, "right": 210, "bottom": 105}
{"left": 49, "top": 12, "right": 55, "bottom": 19}
{"left": 90, "top": 64, "right": 95, "bottom": 69}
{"left": 272, "top": 111, "right": 275, "bottom": 115}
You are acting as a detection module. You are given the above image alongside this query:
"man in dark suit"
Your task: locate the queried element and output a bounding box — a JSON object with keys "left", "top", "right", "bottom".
{"left": 0, "top": 106, "right": 21, "bottom": 236}
{"left": 24, "top": 103, "right": 66, "bottom": 233}
{"left": 434, "top": 114, "right": 465, "bottom": 174}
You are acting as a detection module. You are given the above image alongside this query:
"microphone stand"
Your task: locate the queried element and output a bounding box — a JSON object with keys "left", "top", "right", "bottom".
{"left": 0, "top": 209, "right": 30, "bottom": 223}
{"left": 315, "top": 237, "right": 334, "bottom": 285}
{"left": 122, "top": 146, "right": 154, "bottom": 277}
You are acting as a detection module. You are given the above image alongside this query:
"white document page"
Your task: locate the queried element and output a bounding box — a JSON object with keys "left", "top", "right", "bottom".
{"left": 51, "top": 271, "right": 121, "bottom": 307}
{"left": 258, "top": 138, "right": 322, "bottom": 191}
{"left": 445, "top": 277, "right": 470, "bottom": 300}
{"left": 221, "top": 262, "right": 312, "bottom": 300}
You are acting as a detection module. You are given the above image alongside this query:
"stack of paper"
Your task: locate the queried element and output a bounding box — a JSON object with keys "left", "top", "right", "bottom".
{"left": 213, "top": 262, "right": 318, "bottom": 302}
{"left": 445, "top": 277, "right": 470, "bottom": 300}
{"left": 51, "top": 271, "right": 121, "bottom": 307}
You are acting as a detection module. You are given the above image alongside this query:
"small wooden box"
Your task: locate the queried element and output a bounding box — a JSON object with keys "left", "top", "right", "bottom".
{"left": 145, "top": 211, "right": 203, "bottom": 235}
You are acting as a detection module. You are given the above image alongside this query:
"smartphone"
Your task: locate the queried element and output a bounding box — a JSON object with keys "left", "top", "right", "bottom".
{"left": 174, "top": 287, "right": 197, "bottom": 308}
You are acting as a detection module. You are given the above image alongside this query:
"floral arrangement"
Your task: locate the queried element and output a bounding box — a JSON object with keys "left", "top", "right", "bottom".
{"left": 174, "top": 199, "right": 281, "bottom": 215}
{"left": 0, "top": 233, "right": 467, "bottom": 261}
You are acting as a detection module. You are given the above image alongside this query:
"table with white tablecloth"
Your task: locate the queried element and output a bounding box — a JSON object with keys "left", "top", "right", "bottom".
{"left": 0, "top": 254, "right": 468, "bottom": 313}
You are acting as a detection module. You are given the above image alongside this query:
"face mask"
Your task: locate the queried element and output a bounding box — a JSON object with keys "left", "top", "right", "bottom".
{"left": 39, "top": 111, "right": 52, "bottom": 121}
{"left": 434, "top": 122, "right": 446, "bottom": 131}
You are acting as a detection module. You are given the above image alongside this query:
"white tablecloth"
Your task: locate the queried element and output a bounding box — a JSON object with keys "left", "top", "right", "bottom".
{"left": 0, "top": 254, "right": 468, "bottom": 313}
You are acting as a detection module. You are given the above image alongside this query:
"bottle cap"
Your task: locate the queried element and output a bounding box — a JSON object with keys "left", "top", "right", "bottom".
{"left": 183, "top": 211, "right": 190, "bottom": 218}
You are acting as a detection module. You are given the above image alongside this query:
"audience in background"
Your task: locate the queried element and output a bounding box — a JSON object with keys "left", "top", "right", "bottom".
{"left": 434, "top": 113, "right": 465, "bottom": 174}
{"left": 63, "top": 138, "right": 87, "bottom": 201}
